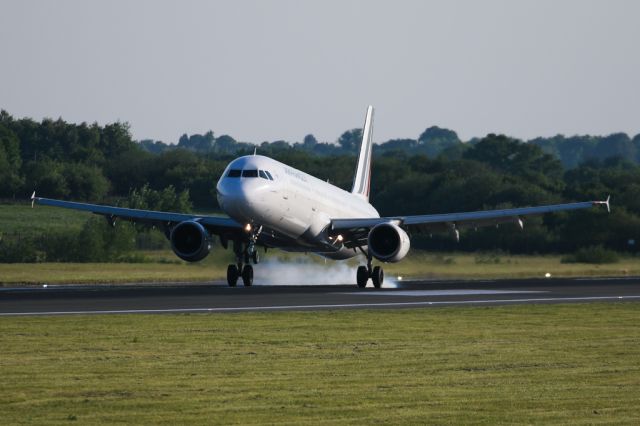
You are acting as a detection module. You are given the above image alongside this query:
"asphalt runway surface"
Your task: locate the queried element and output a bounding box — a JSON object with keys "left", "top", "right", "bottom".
{"left": 1, "top": 276, "right": 640, "bottom": 316}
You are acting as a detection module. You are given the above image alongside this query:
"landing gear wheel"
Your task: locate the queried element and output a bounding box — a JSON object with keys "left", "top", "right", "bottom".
{"left": 252, "top": 250, "right": 259, "bottom": 265}
{"left": 356, "top": 266, "right": 369, "bottom": 288}
{"left": 241, "top": 264, "right": 254, "bottom": 287}
{"left": 372, "top": 266, "right": 384, "bottom": 288}
{"left": 227, "top": 264, "right": 239, "bottom": 287}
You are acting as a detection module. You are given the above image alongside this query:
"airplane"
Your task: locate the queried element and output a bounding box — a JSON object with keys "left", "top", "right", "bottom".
{"left": 32, "top": 106, "right": 610, "bottom": 288}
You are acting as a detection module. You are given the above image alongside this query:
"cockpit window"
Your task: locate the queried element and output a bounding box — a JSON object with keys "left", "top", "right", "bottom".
{"left": 229, "top": 168, "right": 273, "bottom": 179}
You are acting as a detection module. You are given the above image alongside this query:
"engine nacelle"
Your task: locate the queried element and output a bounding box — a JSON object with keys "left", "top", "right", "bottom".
{"left": 170, "top": 221, "right": 212, "bottom": 262}
{"left": 367, "top": 222, "right": 410, "bottom": 263}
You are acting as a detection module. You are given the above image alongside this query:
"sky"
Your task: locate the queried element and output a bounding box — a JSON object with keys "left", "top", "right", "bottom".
{"left": 1, "top": 0, "right": 639, "bottom": 145}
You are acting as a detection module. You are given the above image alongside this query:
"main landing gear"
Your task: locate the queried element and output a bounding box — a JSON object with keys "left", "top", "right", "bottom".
{"left": 227, "top": 263, "right": 254, "bottom": 287}
{"left": 356, "top": 255, "right": 384, "bottom": 288}
{"left": 227, "top": 243, "right": 259, "bottom": 287}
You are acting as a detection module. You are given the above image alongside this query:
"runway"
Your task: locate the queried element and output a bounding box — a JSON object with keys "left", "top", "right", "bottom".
{"left": 1, "top": 276, "right": 640, "bottom": 316}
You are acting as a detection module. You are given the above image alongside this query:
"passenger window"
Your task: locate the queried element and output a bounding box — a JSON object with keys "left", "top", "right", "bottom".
{"left": 227, "top": 169, "right": 241, "bottom": 178}
{"left": 264, "top": 171, "right": 274, "bottom": 180}
{"left": 242, "top": 169, "right": 258, "bottom": 178}
{"left": 259, "top": 170, "right": 269, "bottom": 180}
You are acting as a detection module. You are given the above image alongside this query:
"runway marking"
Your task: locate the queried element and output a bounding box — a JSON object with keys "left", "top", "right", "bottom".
{"left": 2, "top": 295, "right": 640, "bottom": 316}
{"left": 343, "top": 289, "right": 544, "bottom": 297}
{"left": 574, "top": 277, "right": 640, "bottom": 281}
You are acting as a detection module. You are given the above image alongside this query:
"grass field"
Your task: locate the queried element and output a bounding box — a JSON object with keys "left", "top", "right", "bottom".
{"left": 1, "top": 303, "right": 639, "bottom": 424}
{"left": 0, "top": 202, "right": 224, "bottom": 236}
{"left": 0, "top": 204, "right": 89, "bottom": 235}
{"left": 1, "top": 251, "right": 639, "bottom": 285}
{"left": 2, "top": 202, "right": 640, "bottom": 285}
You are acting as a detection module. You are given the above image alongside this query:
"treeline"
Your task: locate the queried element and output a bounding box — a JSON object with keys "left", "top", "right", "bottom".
{"left": 142, "top": 125, "right": 640, "bottom": 169}
{"left": 1, "top": 110, "right": 639, "bottom": 257}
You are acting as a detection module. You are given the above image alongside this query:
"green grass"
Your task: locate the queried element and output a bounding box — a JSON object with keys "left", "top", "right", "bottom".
{"left": 1, "top": 304, "right": 639, "bottom": 424}
{"left": 0, "top": 202, "right": 226, "bottom": 237}
{"left": 3, "top": 203, "right": 640, "bottom": 284}
{"left": 0, "top": 204, "right": 89, "bottom": 235}
{"left": 2, "top": 251, "right": 640, "bottom": 285}
{"left": 0, "top": 262, "right": 226, "bottom": 284}
{"left": 385, "top": 251, "right": 640, "bottom": 279}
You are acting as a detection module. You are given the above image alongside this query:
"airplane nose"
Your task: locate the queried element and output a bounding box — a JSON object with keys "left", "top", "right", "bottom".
{"left": 216, "top": 177, "right": 270, "bottom": 221}
{"left": 216, "top": 178, "right": 244, "bottom": 214}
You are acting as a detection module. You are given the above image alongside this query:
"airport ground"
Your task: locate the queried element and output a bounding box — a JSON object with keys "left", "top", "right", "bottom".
{"left": 1, "top": 302, "right": 639, "bottom": 424}
{"left": 2, "top": 273, "right": 640, "bottom": 424}
{"left": 3, "top": 203, "right": 639, "bottom": 286}
{"left": 2, "top": 250, "right": 640, "bottom": 286}
{"left": 3, "top": 207, "right": 640, "bottom": 423}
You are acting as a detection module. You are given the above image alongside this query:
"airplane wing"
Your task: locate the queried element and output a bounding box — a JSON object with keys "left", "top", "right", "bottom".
{"left": 31, "top": 195, "right": 245, "bottom": 242}
{"left": 331, "top": 197, "right": 610, "bottom": 247}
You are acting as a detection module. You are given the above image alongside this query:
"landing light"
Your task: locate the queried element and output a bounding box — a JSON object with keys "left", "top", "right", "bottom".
{"left": 336, "top": 234, "right": 343, "bottom": 242}
{"left": 244, "top": 223, "right": 252, "bottom": 232}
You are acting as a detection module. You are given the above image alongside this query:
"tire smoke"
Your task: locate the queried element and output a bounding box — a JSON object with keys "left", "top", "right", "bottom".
{"left": 253, "top": 256, "right": 397, "bottom": 287}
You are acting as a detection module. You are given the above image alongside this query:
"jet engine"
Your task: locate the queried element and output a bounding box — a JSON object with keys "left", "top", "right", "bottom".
{"left": 170, "top": 221, "right": 212, "bottom": 262}
{"left": 367, "top": 222, "right": 410, "bottom": 262}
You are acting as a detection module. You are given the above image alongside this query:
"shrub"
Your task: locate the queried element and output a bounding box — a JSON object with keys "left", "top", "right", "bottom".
{"left": 475, "top": 252, "right": 502, "bottom": 264}
{"left": 561, "top": 245, "right": 620, "bottom": 264}
{"left": 7, "top": 217, "right": 138, "bottom": 263}
{"left": 127, "top": 183, "right": 192, "bottom": 212}
{"left": 429, "top": 254, "right": 456, "bottom": 265}
{"left": 39, "top": 232, "right": 78, "bottom": 262}
{"left": 114, "top": 252, "right": 152, "bottom": 263}
{"left": 0, "top": 235, "right": 40, "bottom": 262}
{"left": 135, "top": 231, "right": 169, "bottom": 250}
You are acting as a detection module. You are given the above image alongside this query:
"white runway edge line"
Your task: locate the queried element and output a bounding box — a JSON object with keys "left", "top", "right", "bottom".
{"left": 574, "top": 277, "right": 640, "bottom": 281}
{"left": 342, "top": 290, "right": 544, "bottom": 297}
{"left": 2, "top": 295, "right": 640, "bottom": 316}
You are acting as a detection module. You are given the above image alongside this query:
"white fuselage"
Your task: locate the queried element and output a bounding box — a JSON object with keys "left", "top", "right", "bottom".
{"left": 216, "top": 155, "right": 379, "bottom": 259}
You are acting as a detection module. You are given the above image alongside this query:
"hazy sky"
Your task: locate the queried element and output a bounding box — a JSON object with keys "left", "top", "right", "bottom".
{"left": 1, "top": 0, "right": 639, "bottom": 144}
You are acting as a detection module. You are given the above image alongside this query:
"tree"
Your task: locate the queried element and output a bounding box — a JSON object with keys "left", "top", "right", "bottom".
{"left": 24, "top": 158, "right": 69, "bottom": 198}
{"left": 100, "top": 122, "right": 136, "bottom": 158}
{"left": 634, "top": 134, "right": 640, "bottom": 163}
{"left": 376, "top": 138, "right": 417, "bottom": 154}
{"left": 418, "top": 126, "right": 461, "bottom": 157}
{"left": 213, "top": 134, "right": 238, "bottom": 154}
{"left": 0, "top": 124, "right": 24, "bottom": 197}
{"left": 127, "top": 183, "right": 192, "bottom": 212}
{"left": 63, "top": 162, "right": 110, "bottom": 201}
{"left": 592, "top": 133, "right": 636, "bottom": 162}
{"left": 139, "top": 139, "right": 169, "bottom": 154}
{"left": 177, "top": 131, "right": 215, "bottom": 152}
{"left": 464, "top": 134, "right": 564, "bottom": 193}
{"left": 105, "top": 146, "right": 154, "bottom": 195}
{"left": 303, "top": 134, "right": 318, "bottom": 148}
{"left": 337, "top": 129, "right": 362, "bottom": 153}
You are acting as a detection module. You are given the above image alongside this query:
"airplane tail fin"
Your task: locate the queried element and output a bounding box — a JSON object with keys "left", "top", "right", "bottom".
{"left": 351, "top": 105, "right": 374, "bottom": 201}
